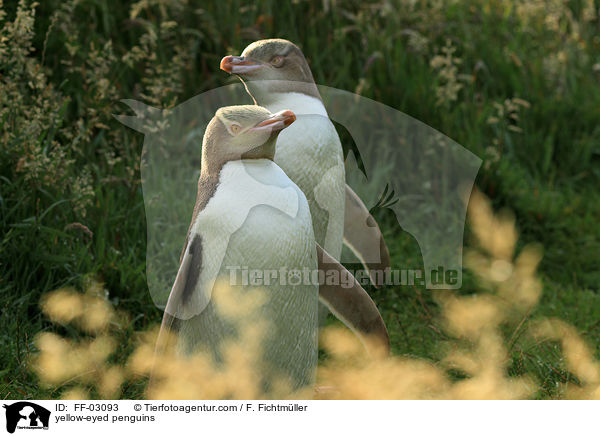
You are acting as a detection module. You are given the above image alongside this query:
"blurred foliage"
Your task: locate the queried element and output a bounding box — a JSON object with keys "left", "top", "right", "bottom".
{"left": 31, "top": 192, "right": 600, "bottom": 399}
{"left": 1, "top": 0, "right": 599, "bottom": 398}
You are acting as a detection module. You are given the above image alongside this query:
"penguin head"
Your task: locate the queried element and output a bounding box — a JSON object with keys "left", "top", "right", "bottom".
{"left": 220, "top": 39, "right": 320, "bottom": 103}
{"left": 201, "top": 105, "right": 296, "bottom": 172}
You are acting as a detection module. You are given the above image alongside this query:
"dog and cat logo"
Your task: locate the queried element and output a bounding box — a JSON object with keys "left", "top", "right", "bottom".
{"left": 2, "top": 402, "right": 50, "bottom": 433}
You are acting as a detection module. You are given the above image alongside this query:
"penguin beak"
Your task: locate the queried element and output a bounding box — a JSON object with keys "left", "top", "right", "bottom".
{"left": 220, "top": 56, "right": 262, "bottom": 74}
{"left": 252, "top": 110, "right": 296, "bottom": 132}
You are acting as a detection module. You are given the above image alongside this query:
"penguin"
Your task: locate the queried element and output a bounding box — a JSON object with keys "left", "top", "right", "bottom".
{"left": 220, "top": 39, "right": 391, "bottom": 294}
{"left": 157, "top": 105, "right": 389, "bottom": 394}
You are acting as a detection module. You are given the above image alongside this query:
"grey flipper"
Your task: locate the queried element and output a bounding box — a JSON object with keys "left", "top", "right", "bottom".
{"left": 154, "top": 235, "right": 202, "bottom": 357}
{"left": 316, "top": 243, "right": 390, "bottom": 356}
{"left": 150, "top": 234, "right": 202, "bottom": 392}
{"left": 343, "top": 184, "right": 391, "bottom": 288}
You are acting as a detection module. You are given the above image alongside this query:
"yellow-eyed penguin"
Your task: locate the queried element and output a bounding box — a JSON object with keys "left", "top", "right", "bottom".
{"left": 157, "top": 105, "right": 389, "bottom": 393}
{"left": 220, "top": 39, "right": 391, "bottom": 293}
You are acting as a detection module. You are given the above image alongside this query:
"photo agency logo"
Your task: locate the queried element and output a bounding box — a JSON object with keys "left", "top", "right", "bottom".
{"left": 226, "top": 265, "right": 458, "bottom": 288}
{"left": 2, "top": 402, "right": 50, "bottom": 433}
{"left": 115, "top": 79, "right": 481, "bottom": 318}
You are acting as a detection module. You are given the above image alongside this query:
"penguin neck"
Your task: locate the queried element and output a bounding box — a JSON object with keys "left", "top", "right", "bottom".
{"left": 259, "top": 92, "right": 328, "bottom": 118}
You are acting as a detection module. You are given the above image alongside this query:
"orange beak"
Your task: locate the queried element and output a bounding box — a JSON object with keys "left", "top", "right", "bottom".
{"left": 220, "top": 56, "right": 262, "bottom": 74}
{"left": 252, "top": 110, "right": 296, "bottom": 131}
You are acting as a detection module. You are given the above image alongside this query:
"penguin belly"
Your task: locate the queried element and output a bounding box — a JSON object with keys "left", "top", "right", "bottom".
{"left": 267, "top": 95, "right": 346, "bottom": 324}
{"left": 273, "top": 116, "right": 345, "bottom": 259}
{"left": 177, "top": 160, "right": 319, "bottom": 391}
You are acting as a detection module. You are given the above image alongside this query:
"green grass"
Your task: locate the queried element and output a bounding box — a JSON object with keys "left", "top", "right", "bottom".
{"left": 1, "top": 0, "right": 599, "bottom": 399}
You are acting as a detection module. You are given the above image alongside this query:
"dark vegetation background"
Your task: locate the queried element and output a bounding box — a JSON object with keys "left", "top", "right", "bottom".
{"left": 1, "top": 0, "right": 599, "bottom": 398}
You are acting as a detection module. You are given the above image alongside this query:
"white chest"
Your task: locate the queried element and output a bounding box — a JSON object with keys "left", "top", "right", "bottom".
{"left": 261, "top": 93, "right": 346, "bottom": 255}
{"left": 262, "top": 92, "right": 343, "bottom": 174}
{"left": 194, "top": 159, "right": 304, "bottom": 238}
{"left": 191, "top": 159, "right": 316, "bottom": 298}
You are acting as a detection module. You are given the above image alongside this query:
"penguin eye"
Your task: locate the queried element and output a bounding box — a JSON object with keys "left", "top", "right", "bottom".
{"left": 270, "top": 56, "right": 284, "bottom": 67}
{"left": 228, "top": 123, "right": 242, "bottom": 135}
